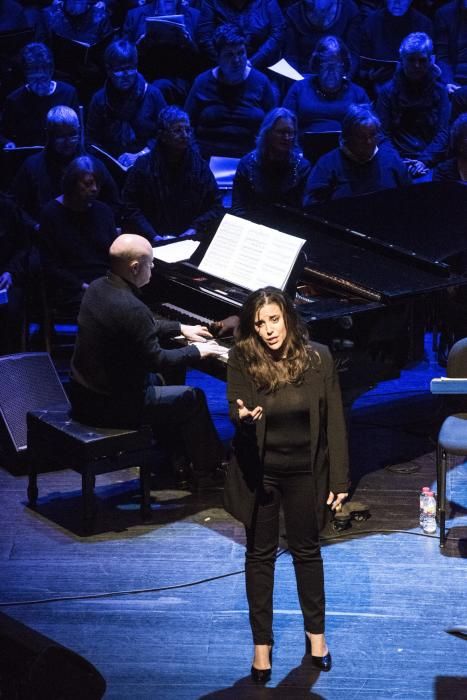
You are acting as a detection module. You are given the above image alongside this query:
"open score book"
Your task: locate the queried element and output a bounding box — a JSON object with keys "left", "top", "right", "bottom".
{"left": 198, "top": 213, "right": 307, "bottom": 292}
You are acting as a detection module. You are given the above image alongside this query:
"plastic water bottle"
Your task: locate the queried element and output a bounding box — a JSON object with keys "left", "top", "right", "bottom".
{"left": 419, "top": 486, "right": 430, "bottom": 529}
{"left": 423, "top": 491, "right": 437, "bottom": 534}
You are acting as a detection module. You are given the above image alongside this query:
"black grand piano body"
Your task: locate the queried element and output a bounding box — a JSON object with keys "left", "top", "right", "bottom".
{"left": 146, "top": 182, "right": 467, "bottom": 398}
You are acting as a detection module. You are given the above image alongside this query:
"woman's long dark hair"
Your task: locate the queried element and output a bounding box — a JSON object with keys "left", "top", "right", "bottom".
{"left": 235, "top": 287, "right": 314, "bottom": 392}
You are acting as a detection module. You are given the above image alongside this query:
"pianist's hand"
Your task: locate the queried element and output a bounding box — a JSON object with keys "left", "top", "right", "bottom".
{"left": 192, "top": 340, "right": 227, "bottom": 358}
{"left": 180, "top": 324, "right": 213, "bottom": 342}
{"left": 327, "top": 491, "right": 348, "bottom": 511}
{"left": 236, "top": 398, "right": 263, "bottom": 423}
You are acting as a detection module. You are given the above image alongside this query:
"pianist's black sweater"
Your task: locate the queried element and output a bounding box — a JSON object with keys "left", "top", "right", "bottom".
{"left": 70, "top": 273, "right": 200, "bottom": 427}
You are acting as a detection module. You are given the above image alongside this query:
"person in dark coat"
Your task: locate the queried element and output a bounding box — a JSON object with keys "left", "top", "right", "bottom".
{"left": 86, "top": 39, "right": 166, "bottom": 167}
{"left": 376, "top": 32, "right": 451, "bottom": 178}
{"left": 69, "top": 233, "right": 227, "bottom": 488}
{"left": 434, "top": 0, "right": 467, "bottom": 92}
{"left": 0, "top": 43, "right": 79, "bottom": 147}
{"left": 433, "top": 113, "right": 467, "bottom": 184}
{"left": 196, "top": 0, "right": 285, "bottom": 70}
{"left": 0, "top": 193, "right": 30, "bottom": 354}
{"left": 38, "top": 155, "right": 117, "bottom": 312}
{"left": 40, "top": 0, "right": 112, "bottom": 44}
{"left": 284, "top": 0, "right": 361, "bottom": 75}
{"left": 13, "top": 105, "right": 120, "bottom": 228}
{"left": 232, "top": 107, "right": 312, "bottom": 219}
{"left": 283, "top": 35, "right": 369, "bottom": 136}
{"left": 185, "top": 24, "right": 276, "bottom": 157}
{"left": 122, "top": 106, "right": 223, "bottom": 244}
{"left": 303, "top": 103, "right": 410, "bottom": 206}
{"left": 226, "top": 286, "right": 349, "bottom": 682}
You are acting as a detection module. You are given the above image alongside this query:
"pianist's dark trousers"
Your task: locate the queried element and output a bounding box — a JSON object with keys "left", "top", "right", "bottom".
{"left": 143, "top": 373, "right": 223, "bottom": 476}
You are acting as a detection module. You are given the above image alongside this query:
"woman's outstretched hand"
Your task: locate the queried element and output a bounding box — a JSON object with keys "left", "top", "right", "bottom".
{"left": 327, "top": 491, "right": 348, "bottom": 511}
{"left": 237, "top": 398, "right": 263, "bottom": 423}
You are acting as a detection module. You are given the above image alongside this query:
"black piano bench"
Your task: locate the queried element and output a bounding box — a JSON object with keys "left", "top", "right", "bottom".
{"left": 27, "top": 407, "right": 160, "bottom": 534}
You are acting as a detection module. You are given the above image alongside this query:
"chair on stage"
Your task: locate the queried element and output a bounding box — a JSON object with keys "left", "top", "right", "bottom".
{"left": 0, "top": 352, "right": 164, "bottom": 533}
{"left": 431, "top": 338, "right": 467, "bottom": 547}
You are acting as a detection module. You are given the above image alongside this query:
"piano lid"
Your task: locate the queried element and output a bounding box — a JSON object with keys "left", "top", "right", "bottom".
{"left": 304, "top": 182, "right": 467, "bottom": 272}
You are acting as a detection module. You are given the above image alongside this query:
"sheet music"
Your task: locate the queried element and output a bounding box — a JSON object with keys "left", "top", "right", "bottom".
{"left": 198, "top": 214, "right": 306, "bottom": 291}
{"left": 267, "top": 58, "right": 304, "bottom": 81}
{"left": 153, "top": 239, "right": 200, "bottom": 263}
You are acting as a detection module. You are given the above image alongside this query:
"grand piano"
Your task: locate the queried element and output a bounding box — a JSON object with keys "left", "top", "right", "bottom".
{"left": 145, "top": 182, "right": 467, "bottom": 401}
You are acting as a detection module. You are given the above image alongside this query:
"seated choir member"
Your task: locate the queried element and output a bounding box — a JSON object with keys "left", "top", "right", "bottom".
{"left": 196, "top": 0, "right": 285, "bottom": 71}
{"left": 69, "top": 233, "right": 227, "bottom": 489}
{"left": 0, "top": 0, "right": 28, "bottom": 31}
{"left": 432, "top": 114, "right": 467, "bottom": 184}
{"left": 185, "top": 24, "right": 276, "bottom": 158}
{"left": 359, "top": 0, "right": 433, "bottom": 91}
{"left": 231, "top": 107, "right": 312, "bottom": 219}
{"left": 284, "top": 0, "right": 361, "bottom": 75}
{"left": 434, "top": 0, "right": 467, "bottom": 94}
{"left": 283, "top": 35, "right": 369, "bottom": 137}
{"left": 0, "top": 43, "right": 79, "bottom": 148}
{"left": 40, "top": 0, "right": 112, "bottom": 44}
{"left": 86, "top": 39, "right": 166, "bottom": 168}
{"left": 122, "top": 105, "right": 223, "bottom": 244}
{"left": 38, "top": 156, "right": 117, "bottom": 313}
{"left": 122, "top": 0, "right": 202, "bottom": 105}
{"left": 376, "top": 32, "right": 451, "bottom": 179}
{"left": 0, "top": 194, "right": 30, "bottom": 354}
{"left": 13, "top": 105, "right": 120, "bottom": 229}
{"left": 303, "top": 103, "right": 410, "bottom": 206}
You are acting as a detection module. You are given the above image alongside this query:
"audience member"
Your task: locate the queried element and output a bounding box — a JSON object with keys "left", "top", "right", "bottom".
{"left": 0, "top": 193, "right": 30, "bottom": 354}
{"left": 0, "top": 43, "right": 79, "bottom": 147}
{"left": 376, "top": 32, "right": 450, "bottom": 178}
{"left": 0, "top": 0, "right": 29, "bottom": 31}
{"left": 122, "top": 0, "right": 199, "bottom": 44}
{"left": 185, "top": 24, "right": 276, "bottom": 157}
{"left": 196, "top": 0, "right": 285, "bottom": 70}
{"left": 38, "top": 155, "right": 117, "bottom": 312}
{"left": 283, "top": 35, "right": 369, "bottom": 136}
{"left": 41, "top": 0, "right": 112, "bottom": 44}
{"left": 284, "top": 0, "right": 361, "bottom": 75}
{"left": 434, "top": 0, "right": 467, "bottom": 92}
{"left": 232, "top": 107, "right": 312, "bottom": 218}
{"left": 86, "top": 39, "right": 166, "bottom": 167}
{"left": 303, "top": 103, "right": 410, "bottom": 205}
{"left": 360, "top": 0, "right": 432, "bottom": 90}
{"left": 13, "top": 105, "right": 120, "bottom": 228}
{"left": 433, "top": 113, "right": 467, "bottom": 183}
{"left": 122, "top": 106, "right": 223, "bottom": 244}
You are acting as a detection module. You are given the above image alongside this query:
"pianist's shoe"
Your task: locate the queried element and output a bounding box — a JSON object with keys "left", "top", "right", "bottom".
{"left": 190, "top": 464, "right": 226, "bottom": 492}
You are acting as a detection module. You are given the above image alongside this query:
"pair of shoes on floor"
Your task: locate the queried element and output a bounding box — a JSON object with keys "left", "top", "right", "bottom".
{"left": 305, "top": 634, "right": 332, "bottom": 672}
{"left": 333, "top": 500, "right": 370, "bottom": 531}
{"left": 251, "top": 642, "right": 273, "bottom": 684}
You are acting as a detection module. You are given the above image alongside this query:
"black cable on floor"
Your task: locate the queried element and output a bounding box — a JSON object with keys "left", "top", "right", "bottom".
{"left": 0, "top": 528, "right": 460, "bottom": 609}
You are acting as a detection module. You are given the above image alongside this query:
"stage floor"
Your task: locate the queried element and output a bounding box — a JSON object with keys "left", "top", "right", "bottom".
{"left": 0, "top": 339, "right": 466, "bottom": 699}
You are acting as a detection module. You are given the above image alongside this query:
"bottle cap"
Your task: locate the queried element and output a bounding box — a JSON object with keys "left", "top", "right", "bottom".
{"left": 426, "top": 491, "right": 434, "bottom": 496}
{"left": 421, "top": 486, "right": 430, "bottom": 492}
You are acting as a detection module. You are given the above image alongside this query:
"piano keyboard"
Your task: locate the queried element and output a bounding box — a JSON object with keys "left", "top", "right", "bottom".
{"left": 158, "top": 302, "right": 232, "bottom": 365}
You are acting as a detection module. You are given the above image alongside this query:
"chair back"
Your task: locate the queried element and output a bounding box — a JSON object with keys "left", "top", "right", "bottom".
{"left": 0, "top": 352, "right": 68, "bottom": 469}
{"left": 447, "top": 338, "right": 467, "bottom": 378}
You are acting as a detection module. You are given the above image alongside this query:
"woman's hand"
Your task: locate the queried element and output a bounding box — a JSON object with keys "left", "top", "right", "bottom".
{"left": 327, "top": 491, "right": 348, "bottom": 511}
{"left": 237, "top": 398, "right": 263, "bottom": 423}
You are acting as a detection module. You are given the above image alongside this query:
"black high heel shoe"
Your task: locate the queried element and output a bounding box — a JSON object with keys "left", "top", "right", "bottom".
{"left": 305, "top": 633, "right": 332, "bottom": 672}
{"left": 251, "top": 643, "right": 273, "bottom": 684}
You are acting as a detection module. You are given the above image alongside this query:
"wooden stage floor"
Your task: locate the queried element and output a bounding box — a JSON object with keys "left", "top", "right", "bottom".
{"left": 0, "top": 340, "right": 466, "bottom": 699}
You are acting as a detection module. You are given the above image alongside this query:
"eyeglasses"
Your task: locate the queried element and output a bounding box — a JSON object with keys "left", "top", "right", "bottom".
{"left": 166, "top": 125, "right": 192, "bottom": 136}
{"left": 54, "top": 134, "right": 80, "bottom": 144}
{"left": 272, "top": 129, "right": 295, "bottom": 138}
{"left": 110, "top": 66, "right": 137, "bottom": 77}
{"left": 320, "top": 61, "right": 344, "bottom": 73}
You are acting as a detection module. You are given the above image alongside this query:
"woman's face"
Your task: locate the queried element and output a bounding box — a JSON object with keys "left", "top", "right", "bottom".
{"left": 346, "top": 122, "right": 378, "bottom": 162}
{"left": 254, "top": 302, "right": 287, "bottom": 353}
{"left": 267, "top": 117, "right": 296, "bottom": 157}
{"left": 108, "top": 62, "right": 138, "bottom": 91}
{"left": 75, "top": 172, "right": 98, "bottom": 205}
{"left": 218, "top": 43, "right": 247, "bottom": 84}
{"left": 401, "top": 50, "right": 431, "bottom": 81}
{"left": 318, "top": 49, "right": 345, "bottom": 92}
